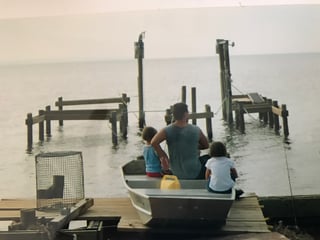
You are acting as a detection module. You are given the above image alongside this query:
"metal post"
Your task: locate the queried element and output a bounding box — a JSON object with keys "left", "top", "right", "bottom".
{"left": 135, "top": 32, "right": 146, "bottom": 129}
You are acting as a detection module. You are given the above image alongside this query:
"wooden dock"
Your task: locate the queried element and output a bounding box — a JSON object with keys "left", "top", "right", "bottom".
{"left": 0, "top": 195, "right": 270, "bottom": 237}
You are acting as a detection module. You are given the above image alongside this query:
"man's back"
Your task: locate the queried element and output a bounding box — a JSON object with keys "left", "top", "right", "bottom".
{"left": 165, "top": 124, "right": 201, "bottom": 179}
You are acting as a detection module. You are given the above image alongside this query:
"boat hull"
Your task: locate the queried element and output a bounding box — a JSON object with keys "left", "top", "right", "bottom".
{"left": 122, "top": 159, "right": 235, "bottom": 227}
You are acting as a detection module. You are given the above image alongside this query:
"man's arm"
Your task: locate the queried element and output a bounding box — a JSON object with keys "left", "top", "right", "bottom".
{"left": 151, "top": 128, "right": 169, "bottom": 170}
{"left": 198, "top": 130, "right": 209, "bottom": 150}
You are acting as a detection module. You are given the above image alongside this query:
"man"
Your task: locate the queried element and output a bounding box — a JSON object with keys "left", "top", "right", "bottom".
{"left": 151, "top": 102, "right": 209, "bottom": 179}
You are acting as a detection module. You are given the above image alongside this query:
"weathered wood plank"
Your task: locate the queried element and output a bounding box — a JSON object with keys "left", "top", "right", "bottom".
{"left": 189, "top": 112, "right": 213, "bottom": 119}
{"left": 55, "top": 97, "right": 130, "bottom": 106}
{"left": 0, "top": 197, "right": 270, "bottom": 234}
{"left": 0, "top": 199, "right": 36, "bottom": 210}
{"left": 45, "top": 109, "right": 120, "bottom": 121}
{"left": 272, "top": 106, "right": 282, "bottom": 116}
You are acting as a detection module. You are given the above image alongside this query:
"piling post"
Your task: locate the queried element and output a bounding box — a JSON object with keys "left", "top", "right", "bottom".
{"left": 216, "top": 39, "right": 234, "bottom": 125}
{"left": 119, "top": 104, "right": 127, "bottom": 139}
{"left": 26, "top": 113, "right": 33, "bottom": 151}
{"left": 57, "top": 97, "right": 64, "bottom": 126}
{"left": 273, "top": 101, "right": 280, "bottom": 135}
{"left": 111, "top": 111, "right": 118, "bottom": 146}
{"left": 281, "top": 104, "right": 289, "bottom": 139}
{"left": 238, "top": 103, "right": 245, "bottom": 134}
{"left": 181, "top": 86, "right": 186, "bottom": 103}
{"left": 45, "top": 105, "right": 52, "bottom": 137}
{"left": 205, "top": 104, "right": 213, "bottom": 141}
{"left": 39, "top": 110, "right": 44, "bottom": 142}
{"left": 135, "top": 32, "right": 146, "bottom": 129}
{"left": 261, "top": 97, "right": 268, "bottom": 125}
{"left": 122, "top": 93, "right": 129, "bottom": 130}
{"left": 235, "top": 103, "right": 240, "bottom": 130}
{"left": 191, "top": 87, "right": 197, "bottom": 125}
{"left": 165, "top": 109, "right": 172, "bottom": 125}
{"left": 268, "top": 99, "right": 274, "bottom": 128}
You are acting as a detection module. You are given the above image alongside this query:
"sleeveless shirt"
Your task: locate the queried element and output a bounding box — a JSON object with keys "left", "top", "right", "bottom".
{"left": 165, "top": 124, "right": 201, "bottom": 179}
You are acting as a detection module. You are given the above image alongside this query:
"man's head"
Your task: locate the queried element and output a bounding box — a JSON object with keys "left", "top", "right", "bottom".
{"left": 172, "top": 102, "right": 189, "bottom": 121}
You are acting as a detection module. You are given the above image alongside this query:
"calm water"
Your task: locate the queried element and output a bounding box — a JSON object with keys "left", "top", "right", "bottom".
{"left": 0, "top": 53, "right": 319, "bottom": 199}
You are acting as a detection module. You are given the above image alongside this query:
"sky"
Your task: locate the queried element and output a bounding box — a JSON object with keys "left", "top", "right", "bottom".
{"left": 0, "top": 1, "right": 319, "bottom": 63}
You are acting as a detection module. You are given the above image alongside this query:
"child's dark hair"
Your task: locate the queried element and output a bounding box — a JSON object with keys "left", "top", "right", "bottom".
{"left": 142, "top": 126, "right": 157, "bottom": 142}
{"left": 209, "top": 141, "right": 227, "bottom": 157}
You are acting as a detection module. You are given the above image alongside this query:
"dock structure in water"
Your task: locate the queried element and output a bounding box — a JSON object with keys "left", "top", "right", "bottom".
{"left": 0, "top": 195, "right": 272, "bottom": 239}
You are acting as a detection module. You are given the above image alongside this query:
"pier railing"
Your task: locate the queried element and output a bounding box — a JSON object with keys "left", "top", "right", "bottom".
{"left": 25, "top": 94, "right": 130, "bottom": 152}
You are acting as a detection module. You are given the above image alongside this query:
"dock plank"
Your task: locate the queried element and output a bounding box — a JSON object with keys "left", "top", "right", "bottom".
{"left": 0, "top": 196, "right": 270, "bottom": 234}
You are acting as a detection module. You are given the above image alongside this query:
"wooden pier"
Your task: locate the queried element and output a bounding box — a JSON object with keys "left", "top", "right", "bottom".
{"left": 25, "top": 94, "right": 130, "bottom": 151}
{"left": 0, "top": 195, "right": 272, "bottom": 239}
{"left": 216, "top": 39, "right": 289, "bottom": 139}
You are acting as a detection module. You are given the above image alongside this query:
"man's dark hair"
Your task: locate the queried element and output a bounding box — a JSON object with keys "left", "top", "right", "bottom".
{"left": 209, "top": 141, "right": 227, "bottom": 157}
{"left": 172, "top": 102, "right": 188, "bottom": 120}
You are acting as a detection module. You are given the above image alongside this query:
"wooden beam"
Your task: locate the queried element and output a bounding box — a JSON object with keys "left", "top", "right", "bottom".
{"left": 45, "top": 109, "right": 121, "bottom": 121}
{"left": 272, "top": 106, "right": 282, "bottom": 116}
{"left": 189, "top": 112, "right": 213, "bottom": 119}
{"left": 55, "top": 97, "right": 130, "bottom": 106}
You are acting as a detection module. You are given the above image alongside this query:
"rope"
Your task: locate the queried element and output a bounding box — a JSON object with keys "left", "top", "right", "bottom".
{"left": 282, "top": 142, "right": 298, "bottom": 226}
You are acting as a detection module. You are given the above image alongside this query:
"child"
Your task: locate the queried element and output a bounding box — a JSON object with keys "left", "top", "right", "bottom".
{"left": 142, "top": 126, "right": 170, "bottom": 177}
{"left": 205, "top": 141, "right": 243, "bottom": 199}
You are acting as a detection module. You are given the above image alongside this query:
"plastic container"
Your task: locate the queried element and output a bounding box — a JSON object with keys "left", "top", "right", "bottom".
{"left": 160, "top": 175, "right": 181, "bottom": 189}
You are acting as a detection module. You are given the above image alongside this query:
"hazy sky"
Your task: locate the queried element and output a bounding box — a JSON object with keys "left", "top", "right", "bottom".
{"left": 0, "top": 1, "right": 319, "bottom": 63}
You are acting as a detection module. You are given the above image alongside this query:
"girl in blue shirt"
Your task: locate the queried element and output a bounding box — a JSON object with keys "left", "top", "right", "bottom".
{"left": 142, "top": 127, "right": 169, "bottom": 177}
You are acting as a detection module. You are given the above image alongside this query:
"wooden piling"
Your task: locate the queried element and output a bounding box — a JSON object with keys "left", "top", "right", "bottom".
{"left": 38, "top": 110, "right": 44, "bottom": 142}
{"left": 119, "top": 104, "right": 127, "bottom": 139}
{"left": 181, "top": 86, "right": 186, "bottom": 103}
{"left": 216, "top": 39, "right": 233, "bottom": 125}
{"left": 122, "top": 93, "right": 129, "bottom": 132}
{"left": 165, "top": 109, "right": 172, "bottom": 125}
{"left": 111, "top": 111, "right": 118, "bottom": 146}
{"left": 135, "top": 32, "right": 146, "bottom": 129}
{"left": 261, "top": 98, "right": 268, "bottom": 125}
{"left": 273, "top": 101, "right": 280, "bottom": 135}
{"left": 281, "top": 104, "right": 289, "bottom": 139}
{"left": 45, "top": 105, "right": 52, "bottom": 137}
{"left": 205, "top": 104, "right": 213, "bottom": 141}
{"left": 238, "top": 103, "right": 245, "bottom": 134}
{"left": 57, "top": 97, "right": 64, "bottom": 126}
{"left": 267, "top": 99, "right": 274, "bottom": 128}
{"left": 191, "top": 87, "right": 197, "bottom": 125}
{"left": 26, "top": 113, "right": 33, "bottom": 151}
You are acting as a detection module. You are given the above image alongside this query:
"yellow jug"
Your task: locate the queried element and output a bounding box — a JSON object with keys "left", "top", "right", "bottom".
{"left": 160, "top": 175, "right": 181, "bottom": 189}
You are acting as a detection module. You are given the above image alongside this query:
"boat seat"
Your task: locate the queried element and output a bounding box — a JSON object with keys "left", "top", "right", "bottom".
{"left": 135, "top": 188, "right": 235, "bottom": 200}
{"left": 124, "top": 175, "right": 161, "bottom": 181}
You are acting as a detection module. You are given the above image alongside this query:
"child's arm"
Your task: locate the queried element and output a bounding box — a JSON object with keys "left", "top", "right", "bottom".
{"left": 205, "top": 168, "right": 211, "bottom": 180}
{"left": 230, "top": 168, "right": 238, "bottom": 181}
